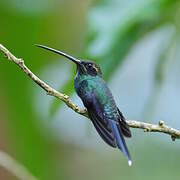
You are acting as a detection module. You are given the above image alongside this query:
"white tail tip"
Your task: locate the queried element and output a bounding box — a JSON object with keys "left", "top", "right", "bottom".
{"left": 128, "top": 160, "right": 132, "bottom": 166}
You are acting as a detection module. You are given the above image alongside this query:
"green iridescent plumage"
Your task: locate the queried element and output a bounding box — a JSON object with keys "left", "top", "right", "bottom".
{"left": 36, "top": 44, "right": 132, "bottom": 166}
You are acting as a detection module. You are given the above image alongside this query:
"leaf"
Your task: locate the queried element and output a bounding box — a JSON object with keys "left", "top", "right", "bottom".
{"left": 49, "top": 0, "right": 179, "bottom": 116}
{"left": 85, "top": 0, "right": 178, "bottom": 80}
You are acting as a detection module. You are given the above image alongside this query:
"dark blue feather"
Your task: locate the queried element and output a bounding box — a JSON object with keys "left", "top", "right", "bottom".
{"left": 110, "top": 120, "right": 131, "bottom": 164}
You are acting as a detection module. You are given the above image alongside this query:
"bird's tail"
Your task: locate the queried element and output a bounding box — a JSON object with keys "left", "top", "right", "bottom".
{"left": 110, "top": 120, "right": 132, "bottom": 166}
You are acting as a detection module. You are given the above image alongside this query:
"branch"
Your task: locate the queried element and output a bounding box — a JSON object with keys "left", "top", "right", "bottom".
{"left": 0, "top": 44, "right": 180, "bottom": 141}
{"left": 0, "top": 150, "right": 37, "bottom": 180}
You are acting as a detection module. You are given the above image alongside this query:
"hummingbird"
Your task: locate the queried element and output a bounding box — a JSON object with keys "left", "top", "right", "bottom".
{"left": 36, "top": 44, "right": 132, "bottom": 166}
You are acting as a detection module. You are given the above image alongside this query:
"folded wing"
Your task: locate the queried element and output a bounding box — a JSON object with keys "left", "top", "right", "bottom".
{"left": 87, "top": 93, "right": 131, "bottom": 164}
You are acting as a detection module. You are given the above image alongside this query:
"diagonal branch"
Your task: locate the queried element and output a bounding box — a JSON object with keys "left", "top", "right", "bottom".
{"left": 0, "top": 44, "right": 180, "bottom": 141}
{"left": 0, "top": 150, "right": 37, "bottom": 180}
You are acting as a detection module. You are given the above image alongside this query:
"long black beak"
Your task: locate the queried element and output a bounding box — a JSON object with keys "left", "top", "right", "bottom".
{"left": 35, "top": 44, "right": 81, "bottom": 65}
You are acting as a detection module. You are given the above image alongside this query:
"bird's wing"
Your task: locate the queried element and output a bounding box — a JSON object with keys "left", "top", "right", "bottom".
{"left": 78, "top": 80, "right": 116, "bottom": 147}
{"left": 77, "top": 79, "right": 131, "bottom": 163}
{"left": 117, "top": 108, "right": 132, "bottom": 138}
{"left": 88, "top": 106, "right": 117, "bottom": 148}
{"left": 86, "top": 93, "right": 131, "bottom": 163}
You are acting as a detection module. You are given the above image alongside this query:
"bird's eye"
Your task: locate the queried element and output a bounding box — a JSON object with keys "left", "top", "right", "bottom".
{"left": 87, "top": 63, "right": 93, "bottom": 68}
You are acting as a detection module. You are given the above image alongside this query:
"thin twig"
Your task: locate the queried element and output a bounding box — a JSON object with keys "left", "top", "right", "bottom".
{"left": 0, "top": 151, "right": 37, "bottom": 180}
{"left": 0, "top": 43, "right": 180, "bottom": 141}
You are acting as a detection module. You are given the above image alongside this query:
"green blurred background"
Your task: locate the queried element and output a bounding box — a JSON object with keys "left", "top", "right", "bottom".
{"left": 0, "top": 0, "right": 180, "bottom": 179}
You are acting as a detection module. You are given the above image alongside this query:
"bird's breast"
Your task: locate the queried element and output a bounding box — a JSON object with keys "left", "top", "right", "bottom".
{"left": 74, "top": 76, "right": 118, "bottom": 117}
{"left": 74, "top": 76, "right": 95, "bottom": 101}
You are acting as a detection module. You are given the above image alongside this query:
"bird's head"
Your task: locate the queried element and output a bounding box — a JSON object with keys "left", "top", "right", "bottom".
{"left": 79, "top": 61, "right": 102, "bottom": 77}
{"left": 36, "top": 44, "right": 102, "bottom": 77}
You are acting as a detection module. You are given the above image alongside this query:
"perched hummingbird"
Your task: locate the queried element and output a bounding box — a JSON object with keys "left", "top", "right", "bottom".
{"left": 36, "top": 44, "right": 132, "bottom": 166}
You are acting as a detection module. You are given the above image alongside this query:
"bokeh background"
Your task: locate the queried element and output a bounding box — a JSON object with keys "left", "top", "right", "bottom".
{"left": 0, "top": 0, "right": 180, "bottom": 179}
